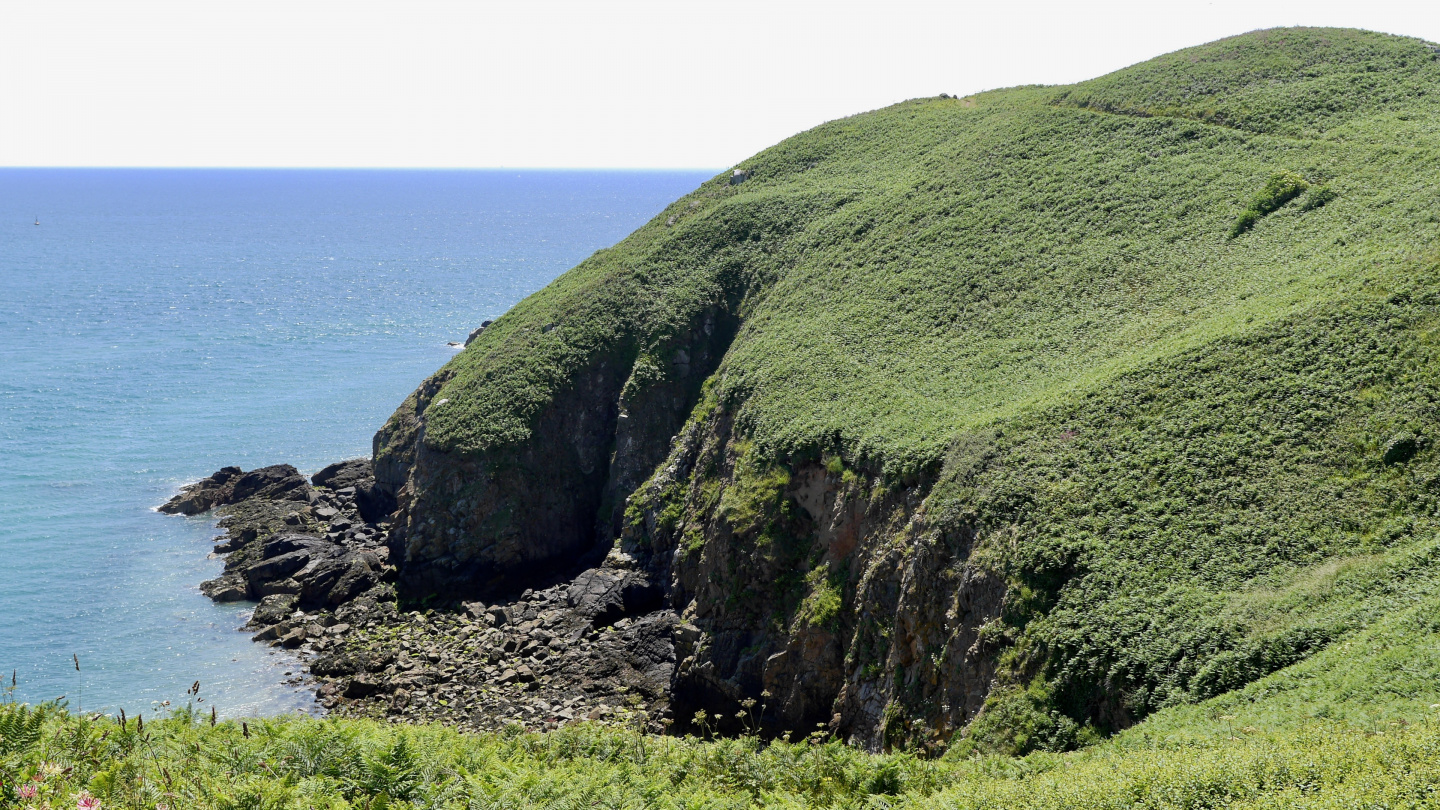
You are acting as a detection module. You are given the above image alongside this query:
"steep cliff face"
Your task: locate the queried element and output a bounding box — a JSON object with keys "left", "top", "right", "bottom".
{"left": 371, "top": 28, "right": 1440, "bottom": 750}
{"left": 387, "top": 309, "right": 742, "bottom": 599}
{"left": 374, "top": 190, "right": 838, "bottom": 600}
{"left": 619, "top": 403, "right": 1006, "bottom": 748}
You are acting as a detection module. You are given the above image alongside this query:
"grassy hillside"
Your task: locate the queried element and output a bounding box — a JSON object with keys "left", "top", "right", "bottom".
{"left": 364, "top": 26, "right": 1440, "bottom": 753}
{"left": 909, "top": 284, "right": 1440, "bottom": 750}
{"left": 410, "top": 27, "right": 1440, "bottom": 474}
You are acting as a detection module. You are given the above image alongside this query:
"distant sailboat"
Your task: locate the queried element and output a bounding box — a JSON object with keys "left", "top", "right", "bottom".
{"left": 33, "top": 215, "right": 39, "bottom": 226}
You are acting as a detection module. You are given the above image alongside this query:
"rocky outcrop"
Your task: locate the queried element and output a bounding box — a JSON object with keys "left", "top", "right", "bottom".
{"left": 159, "top": 464, "right": 311, "bottom": 516}
{"left": 169, "top": 456, "right": 685, "bottom": 732}
{"left": 464, "top": 320, "right": 493, "bottom": 347}
{"left": 161, "top": 461, "right": 396, "bottom": 608}
{"left": 157, "top": 466, "right": 242, "bottom": 515}
{"left": 311, "top": 459, "right": 372, "bottom": 491}
{"left": 566, "top": 567, "right": 663, "bottom": 626}
{"left": 307, "top": 573, "right": 680, "bottom": 731}
{"left": 251, "top": 593, "right": 300, "bottom": 626}
{"left": 240, "top": 533, "right": 383, "bottom": 607}
{"left": 229, "top": 464, "right": 312, "bottom": 503}
{"left": 168, "top": 373, "right": 1001, "bottom": 748}
{"left": 606, "top": 401, "right": 1005, "bottom": 750}
{"left": 379, "top": 305, "right": 742, "bottom": 603}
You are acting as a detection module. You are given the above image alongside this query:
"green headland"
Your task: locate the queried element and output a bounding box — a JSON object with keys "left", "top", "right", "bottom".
{"left": 12, "top": 25, "right": 1440, "bottom": 808}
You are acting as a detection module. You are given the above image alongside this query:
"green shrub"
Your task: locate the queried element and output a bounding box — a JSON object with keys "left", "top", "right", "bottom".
{"left": 1230, "top": 171, "right": 1309, "bottom": 237}
{"left": 795, "top": 566, "right": 844, "bottom": 628}
{"left": 1300, "top": 184, "right": 1338, "bottom": 210}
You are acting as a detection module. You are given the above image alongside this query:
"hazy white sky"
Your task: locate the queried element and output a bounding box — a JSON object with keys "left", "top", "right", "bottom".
{"left": 1, "top": 1, "right": 1437, "bottom": 168}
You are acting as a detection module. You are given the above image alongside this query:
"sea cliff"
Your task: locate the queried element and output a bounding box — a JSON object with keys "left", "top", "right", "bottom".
{"left": 173, "top": 27, "right": 1440, "bottom": 753}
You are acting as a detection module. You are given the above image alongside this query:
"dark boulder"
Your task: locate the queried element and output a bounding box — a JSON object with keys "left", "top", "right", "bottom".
{"left": 199, "top": 574, "right": 248, "bottom": 602}
{"left": 313, "top": 647, "right": 394, "bottom": 677}
{"left": 250, "top": 593, "right": 299, "bottom": 626}
{"left": 298, "top": 552, "right": 379, "bottom": 606}
{"left": 567, "top": 569, "right": 626, "bottom": 623}
{"left": 326, "top": 556, "right": 382, "bottom": 605}
{"left": 621, "top": 611, "right": 679, "bottom": 684}
{"left": 354, "top": 482, "right": 397, "bottom": 523}
{"left": 242, "top": 532, "right": 382, "bottom": 608}
{"left": 245, "top": 549, "right": 316, "bottom": 587}
{"left": 258, "top": 578, "right": 301, "bottom": 596}
{"left": 343, "top": 675, "right": 383, "bottom": 698}
{"left": 567, "top": 569, "right": 663, "bottom": 626}
{"left": 159, "top": 466, "right": 242, "bottom": 515}
{"left": 335, "top": 584, "right": 397, "bottom": 625}
{"left": 311, "top": 459, "right": 373, "bottom": 491}
{"left": 230, "top": 464, "right": 312, "bottom": 503}
{"left": 251, "top": 622, "right": 290, "bottom": 642}
{"left": 260, "top": 533, "right": 330, "bottom": 559}
{"left": 311, "top": 653, "right": 359, "bottom": 677}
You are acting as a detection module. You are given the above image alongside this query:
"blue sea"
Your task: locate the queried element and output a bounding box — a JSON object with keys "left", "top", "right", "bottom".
{"left": 0, "top": 168, "right": 711, "bottom": 717}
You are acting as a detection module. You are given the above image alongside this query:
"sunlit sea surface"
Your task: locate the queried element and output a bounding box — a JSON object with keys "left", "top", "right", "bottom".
{"left": 0, "top": 168, "right": 710, "bottom": 717}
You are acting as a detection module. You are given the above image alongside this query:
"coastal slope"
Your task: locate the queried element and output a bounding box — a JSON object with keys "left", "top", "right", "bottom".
{"left": 355, "top": 27, "right": 1440, "bottom": 750}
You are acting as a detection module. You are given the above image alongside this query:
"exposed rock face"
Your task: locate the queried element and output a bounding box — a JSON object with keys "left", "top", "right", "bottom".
{"left": 371, "top": 369, "right": 452, "bottom": 498}
{"left": 168, "top": 456, "right": 683, "bottom": 732}
{"left": 157, "top": 466, "right": 242, "bottom": 515}
{"left": 229, "top": 465, "right": 312, "bottom": 503}
{"left": 464, "top": 320, "right": 493, "bottom": 347}
{"left": 385, "top": 355, "right": 630, "bottom": 598}
{"left": 351, "top": 355, "right": 998, "bottom": 748}
{"left": 162, "top": 461, "right": 396, "bottom": 609}
{"left": 377, "top": 306, "right": 740, "bottom": 603}
{"left": 567, "top": 568, "right": 663, "bottom": 626}
{"left": 609, "top": 404, "right": 1006, "bottom": 749}
{"left": 238, "top": 533, "right": 383, "bottom": 607}
{"left": 161, "top": 463, "right": 311, "bottom": 515}
{"left": 250, "top": 593, "right": 300, "bottom": 626}
{"left": 199, "top": 575, "right": 248, "bottom": 602}
{"left": 169, "top": 409, "right": 1003, "bottom": 748}
{"left": 311, "top": 459, "right": 372, "bottom": 491}
{"left": 167, "top": 386, "right": 998, "bottom": 749}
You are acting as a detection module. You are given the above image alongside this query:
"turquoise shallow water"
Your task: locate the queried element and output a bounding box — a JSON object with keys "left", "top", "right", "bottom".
{"left": 0, "top": 168, "right": 710, "bottom": 717}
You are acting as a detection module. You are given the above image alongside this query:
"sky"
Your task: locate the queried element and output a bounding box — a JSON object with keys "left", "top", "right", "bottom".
{"left": 1, "top": 1, "right": 1437, "bottom": 169}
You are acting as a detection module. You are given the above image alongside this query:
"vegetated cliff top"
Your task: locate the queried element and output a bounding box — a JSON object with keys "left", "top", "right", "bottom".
{"left": 403, "top": 26, "right": 1440, "bottom": 480}
{"left": 367, "top": 27, "right": 1440, "bottom": 754}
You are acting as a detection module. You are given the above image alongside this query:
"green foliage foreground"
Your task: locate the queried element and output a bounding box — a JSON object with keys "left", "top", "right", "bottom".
{"left": 5, "top": 702, "right": 1440, "bottom": 810}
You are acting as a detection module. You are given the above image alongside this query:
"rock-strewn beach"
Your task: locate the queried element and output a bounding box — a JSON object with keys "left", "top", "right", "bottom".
{"left": 163, "top": 461, "right": 684, "bottom": 732}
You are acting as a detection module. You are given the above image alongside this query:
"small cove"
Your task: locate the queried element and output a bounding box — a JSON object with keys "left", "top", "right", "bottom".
{"left": 0, "top": 168, "right": 711, "bottom": 716}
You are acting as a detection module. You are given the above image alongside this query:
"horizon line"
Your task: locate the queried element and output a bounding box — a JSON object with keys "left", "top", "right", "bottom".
{"left": 0, "top": 165, "right": 727, "bottom": 172}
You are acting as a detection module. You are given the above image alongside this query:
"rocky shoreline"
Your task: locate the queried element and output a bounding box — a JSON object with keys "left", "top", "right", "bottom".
{"left": 162, "top": 461, "right": 685, "bottom": 733}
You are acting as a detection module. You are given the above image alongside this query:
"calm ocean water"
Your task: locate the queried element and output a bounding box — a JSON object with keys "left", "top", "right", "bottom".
{"left": 0, "top": 168, "right": 710, "bottom": 717}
